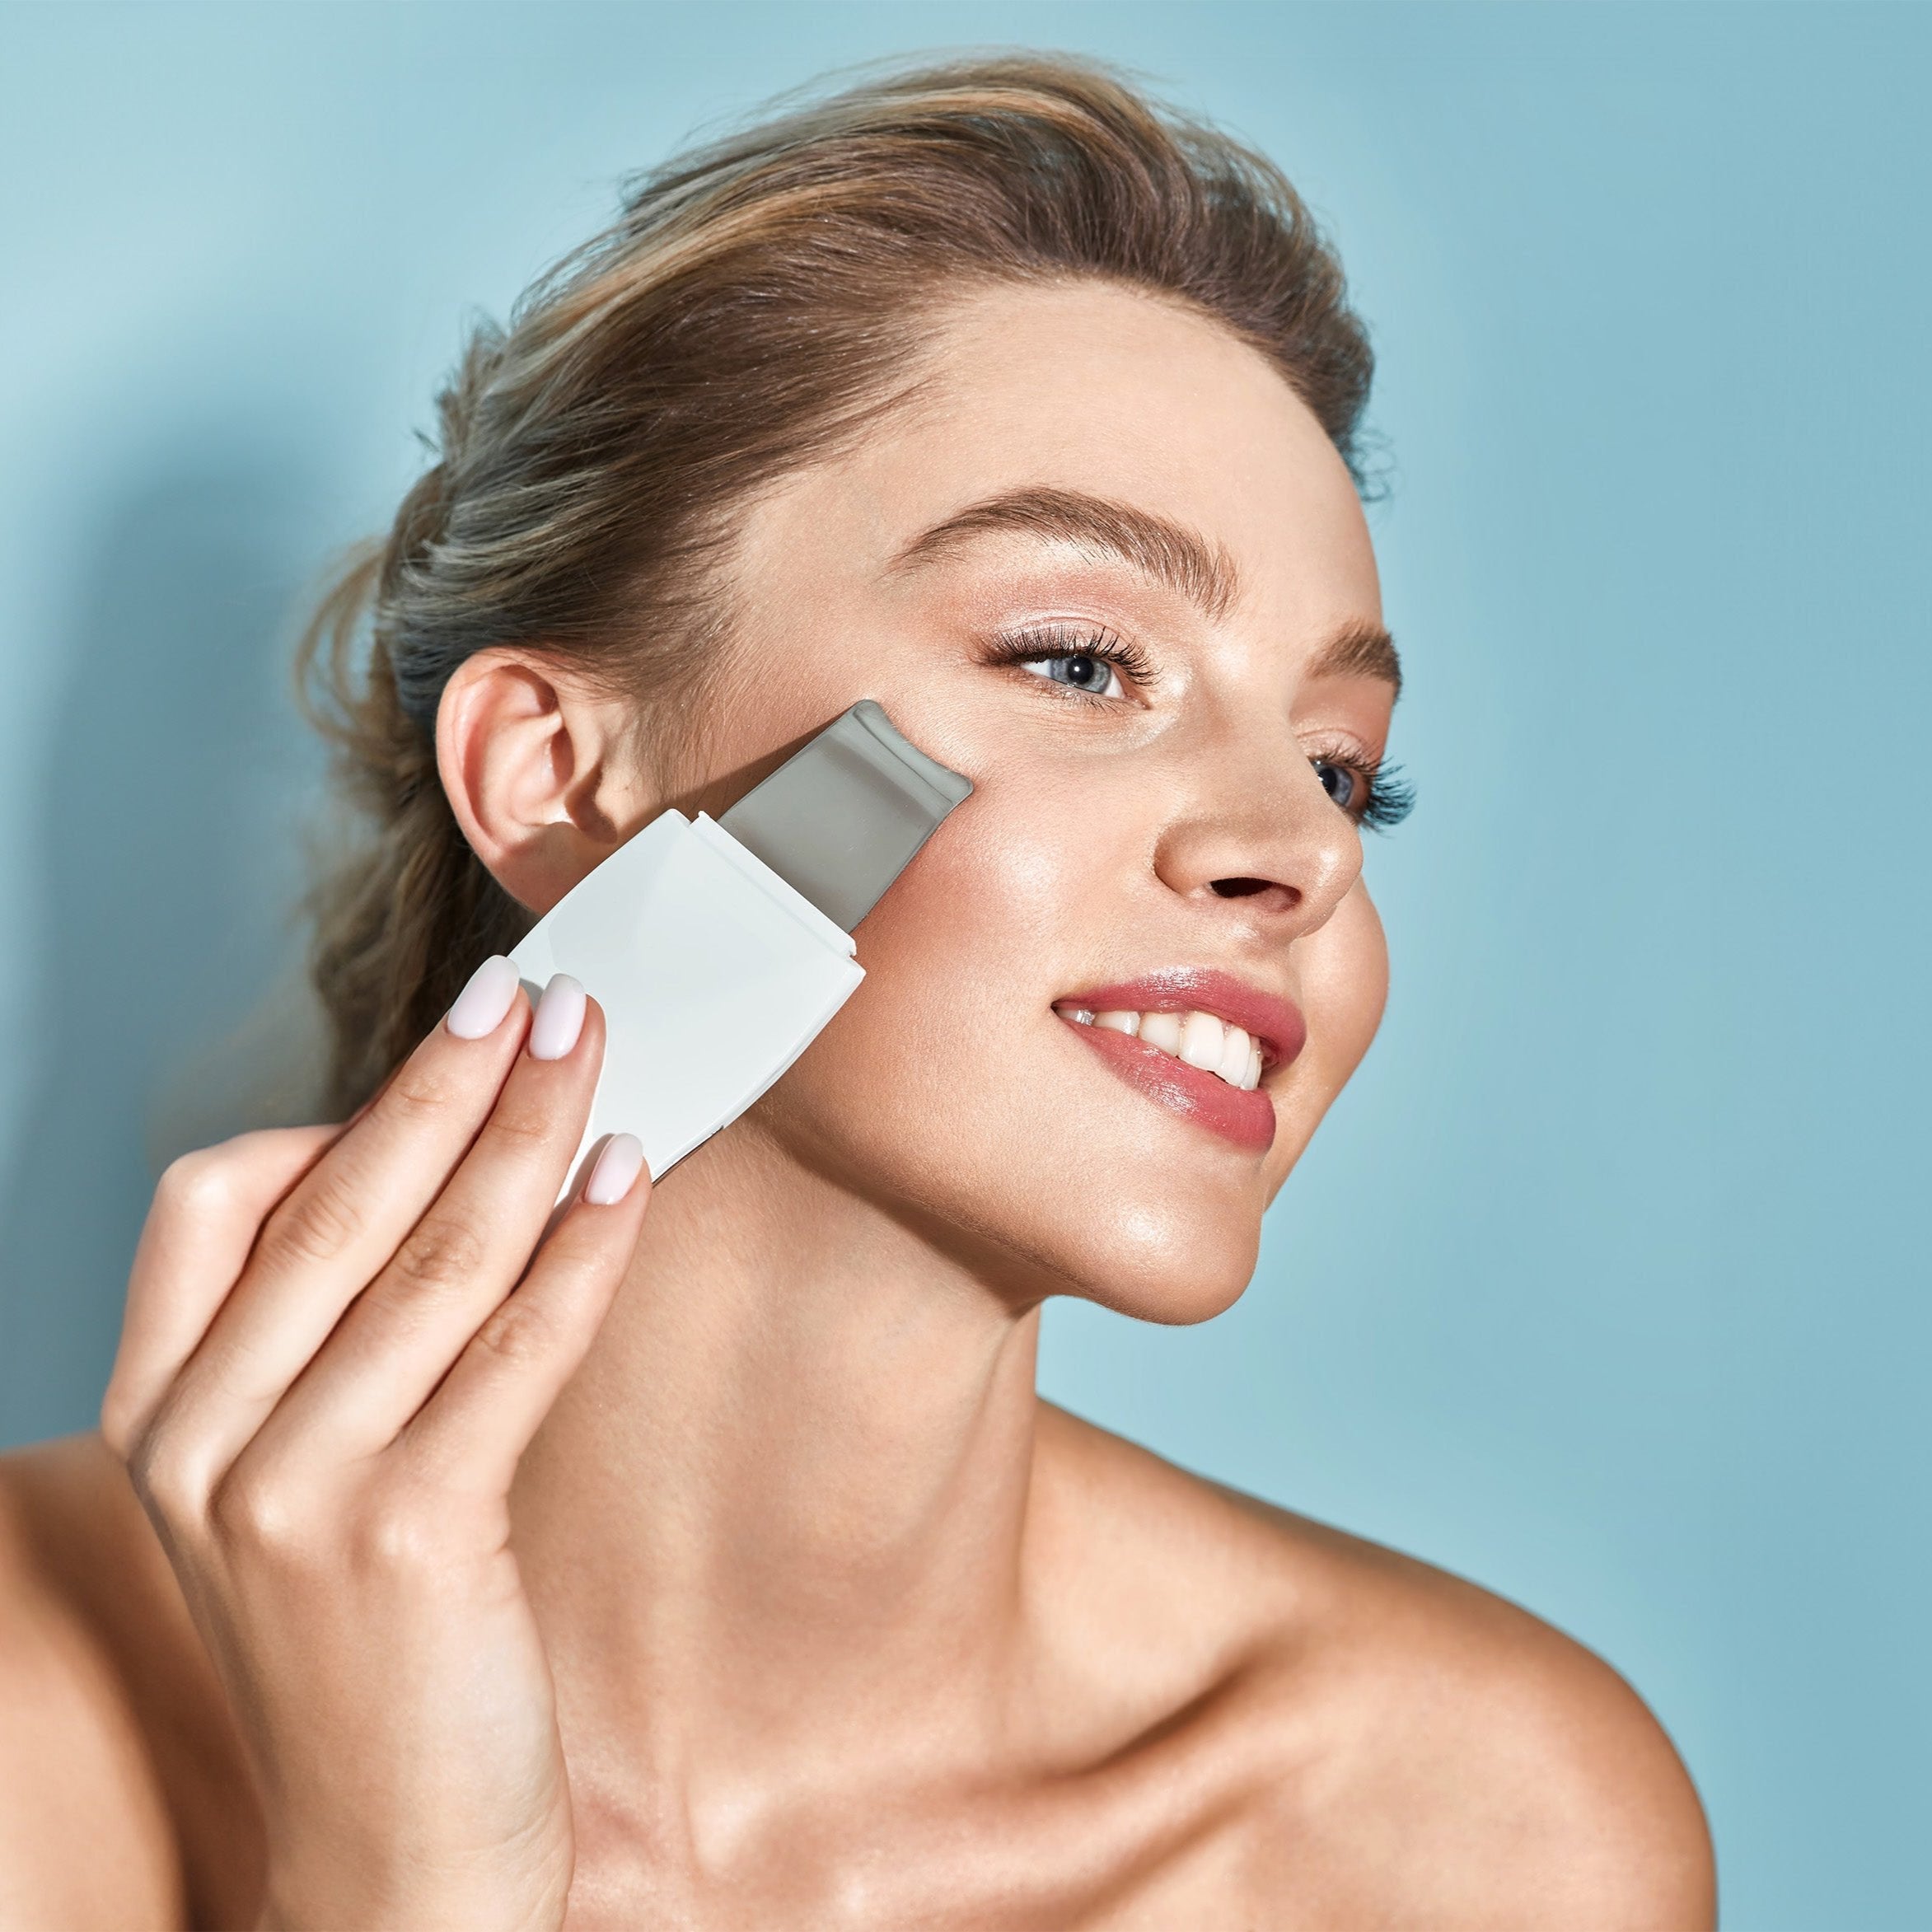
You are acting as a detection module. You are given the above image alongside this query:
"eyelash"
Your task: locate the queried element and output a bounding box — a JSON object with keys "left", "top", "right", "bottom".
{"left": 983, "top": 620, "right": 1417, "bottom": 833}
{"left": 1330, "top": 752, "right": 1417, "bottom": 833}
{"left": 983, "top": 621, "right": 1156, "bottom": 695}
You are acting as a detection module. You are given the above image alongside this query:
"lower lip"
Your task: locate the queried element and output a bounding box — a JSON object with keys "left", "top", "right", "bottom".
{"left": 1056, "top": 1016, "right": 1277, "bottom": 1153}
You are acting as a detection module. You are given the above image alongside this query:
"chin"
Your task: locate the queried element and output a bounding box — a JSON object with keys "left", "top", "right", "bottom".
{"left": 1062, "top": 1200, "right": 1265, "bottom": 1325}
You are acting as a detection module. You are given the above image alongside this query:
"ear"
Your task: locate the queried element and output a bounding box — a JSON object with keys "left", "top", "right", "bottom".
{"left": 435, "top": 648, "right": 654, "bottom": 915}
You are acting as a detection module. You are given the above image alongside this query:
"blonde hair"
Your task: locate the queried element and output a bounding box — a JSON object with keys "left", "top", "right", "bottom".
{"left": 294, "top": 51, "right": 1375, "bottom": 1117}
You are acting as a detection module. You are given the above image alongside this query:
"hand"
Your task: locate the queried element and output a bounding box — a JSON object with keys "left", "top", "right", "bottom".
{"left": 100, "top": 958, "right": 649, "bottom": 1932}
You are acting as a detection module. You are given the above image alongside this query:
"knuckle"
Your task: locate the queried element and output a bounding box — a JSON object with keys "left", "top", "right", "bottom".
{"left": 471, "top": 1293, "right": 554, "bottom": 1373}
{"left": 125, "top": 1424, "right": 212, "bottom": 1527}
{"left": 263, "top": 1164, "right": 367, "bottom": 1270}
{"left": 385, "top": 1214, "right": 489, "bottom": 1304}
{"left": 349, "top": 1481, "right": 455, "bottom": 1576}
{"left": 382, "top": 1059, "right": 458, "bottom": 1125}
{"left": 153, "top": 1146, "right": 236, "bottom": 1227}
{"left": 484, "top": 1097, "right": 559, "bottom": 1155}
{"left": 210, "top": 1463, "right": 312, "bottom": 1559}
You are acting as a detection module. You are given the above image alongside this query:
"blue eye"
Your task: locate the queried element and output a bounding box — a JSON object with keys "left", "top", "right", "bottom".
{"left": 988, "top": 623, "right": 1153, "bottom": 699}
{"left": 1020, "top": 652, "right": 1125, "bottom": 699}
{"left": 1311, "top": 755, "right": 1418, "bottom": 832}
{"left": 1313, "top": 757, "right": 1359, "bottom": 811}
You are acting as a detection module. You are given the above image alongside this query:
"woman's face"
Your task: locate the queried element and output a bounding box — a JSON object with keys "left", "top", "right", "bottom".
{"left": 673, "top": 280, "right": 1397, "bottom": 1321}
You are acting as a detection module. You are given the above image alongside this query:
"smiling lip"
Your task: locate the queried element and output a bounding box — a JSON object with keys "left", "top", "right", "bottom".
{"left": 1051, "top": 969, "right": 1306, "bottom": 1153}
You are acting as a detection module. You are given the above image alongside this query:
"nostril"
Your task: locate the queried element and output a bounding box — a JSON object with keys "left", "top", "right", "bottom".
{"left": 1210, "top": 877, "right": 1272, "bottom": 899}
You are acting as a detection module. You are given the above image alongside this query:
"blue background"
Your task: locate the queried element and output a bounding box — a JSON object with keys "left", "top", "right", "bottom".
{"left": 2, "top": 4, "right": 1925, "bottom": 1925}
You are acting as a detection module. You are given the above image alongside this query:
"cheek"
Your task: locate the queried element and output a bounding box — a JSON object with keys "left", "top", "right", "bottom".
{"left": 762, "top": 789, "right": 1092, "bottom": 1161}
{"left": 742, "top": 784, "right": 1249, "bottom": 1303}
{"left": 737, "top": 788, "right": 1289, "bottom": 1319}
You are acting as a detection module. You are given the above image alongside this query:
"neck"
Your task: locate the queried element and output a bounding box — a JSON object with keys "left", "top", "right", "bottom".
{"left": 512, "top": 1125, "right": 1042, "bottom": 1793}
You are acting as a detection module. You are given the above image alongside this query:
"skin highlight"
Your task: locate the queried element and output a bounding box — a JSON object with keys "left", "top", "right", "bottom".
{"left": 618, "top": 283, "right": 1392, "bottom": 1319}
{"left": 0, "top": 280, "right": 1714, "bottom": 1929}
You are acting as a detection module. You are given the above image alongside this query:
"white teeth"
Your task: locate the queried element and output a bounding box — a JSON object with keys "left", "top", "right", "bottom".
{"left": 1179, "top": 1010, "right": 1224, "bottom": 1070}
{"left": 1058, "top": 1001, "right": 1271, "bottom": 1093}
{"left": 1215, "top": 1025, "right": 1251, "bottom": 1086}
{"left": 1137, "top": 1011, "right": 1183, "bottom": 1055}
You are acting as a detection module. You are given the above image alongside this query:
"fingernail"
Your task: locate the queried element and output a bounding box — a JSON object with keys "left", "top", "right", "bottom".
{"left": 529, "top": 972, "right": 587, "bottom": 1061}
{"left": 584, "top": 1133, "right": 645, "bottom": 1205}
{"left": 446, "top": 955, "right": 521, "bottom": 1040}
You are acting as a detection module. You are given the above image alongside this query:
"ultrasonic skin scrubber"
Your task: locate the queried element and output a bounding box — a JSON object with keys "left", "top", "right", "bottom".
{"left": 508, "top": 700, "right": 972, "bottom": 1197}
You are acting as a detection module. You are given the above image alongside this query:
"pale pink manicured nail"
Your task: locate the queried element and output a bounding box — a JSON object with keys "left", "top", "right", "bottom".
{"left": 445, "top": 955, "right": 521, "bottom": 1040}
{"left": 584, "top": 1133, "right": 645, "bottom": 1205}
{"left": 529, "top": 972, "right": 587, "bottom": 1061}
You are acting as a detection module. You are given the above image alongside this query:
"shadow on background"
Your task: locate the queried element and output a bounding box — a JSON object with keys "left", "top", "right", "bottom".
{"left": 0, "top": 453, "right": 333, "bottom": 1448}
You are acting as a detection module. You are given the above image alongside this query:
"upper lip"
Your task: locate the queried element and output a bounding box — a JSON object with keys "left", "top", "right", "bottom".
{"left": 1054, "top": 967, "right": 1307, "bottom": 1070}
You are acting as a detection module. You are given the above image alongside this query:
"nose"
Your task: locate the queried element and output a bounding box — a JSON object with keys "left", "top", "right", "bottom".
{"left": 1150, "top": 729, "right": 1362, "bottom": 939}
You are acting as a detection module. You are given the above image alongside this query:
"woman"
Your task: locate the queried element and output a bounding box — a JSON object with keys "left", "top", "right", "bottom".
{"left": 0, "top": 54, "right": 1714, "bottom": 1930}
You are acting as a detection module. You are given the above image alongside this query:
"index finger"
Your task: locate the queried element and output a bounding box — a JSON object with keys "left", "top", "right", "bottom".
{"left": 155, "top": 957, "right": 537, "bottom": 1461}
{"left": 101, "top": 1122, "right": 344, "bottom": 1457}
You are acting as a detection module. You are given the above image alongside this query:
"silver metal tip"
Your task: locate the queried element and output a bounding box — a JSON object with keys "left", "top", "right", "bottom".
{"left": 717, "top": 702, "right": 972, "bottom": 932}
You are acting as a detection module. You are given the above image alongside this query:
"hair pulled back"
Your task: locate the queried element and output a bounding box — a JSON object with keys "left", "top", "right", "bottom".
{"left": 295, "top": 51, "right": 1375, "bottom": 1118}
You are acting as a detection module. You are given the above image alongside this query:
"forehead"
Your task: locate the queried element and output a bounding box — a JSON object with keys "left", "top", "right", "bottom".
{"left": 789, "top": 278, "right": 1382, "bottom": 633}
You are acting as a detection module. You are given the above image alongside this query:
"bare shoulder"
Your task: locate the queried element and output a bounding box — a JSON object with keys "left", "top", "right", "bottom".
{"left": 1030, "top": 1403, "right": 1715, "bottom": 1930}
{"left": 0, "top": 1434, "right": 199, "bottom": 1931}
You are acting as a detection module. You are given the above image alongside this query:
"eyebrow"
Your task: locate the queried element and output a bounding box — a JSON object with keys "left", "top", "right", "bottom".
{"left": 888, "top": 486, "right": 1240, "bottom": 622}
{"left": 1303, "top": 615, "right": 1403, "bottom": 701}
{"left": 887, "top": 485, "right": 1401, "bottom": 698}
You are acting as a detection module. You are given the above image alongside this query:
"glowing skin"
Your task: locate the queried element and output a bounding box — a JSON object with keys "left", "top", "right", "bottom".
{"left": 0, "top": 282, "right": 1713, "bottom": 1930}
{"left": 647, "top": 282, "right": 1396, "bottom": 1325}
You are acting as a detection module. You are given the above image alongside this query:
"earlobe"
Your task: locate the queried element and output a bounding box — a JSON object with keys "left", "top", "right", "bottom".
{"left": 434, "top": 649, "right": 641, "bottom": 915}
